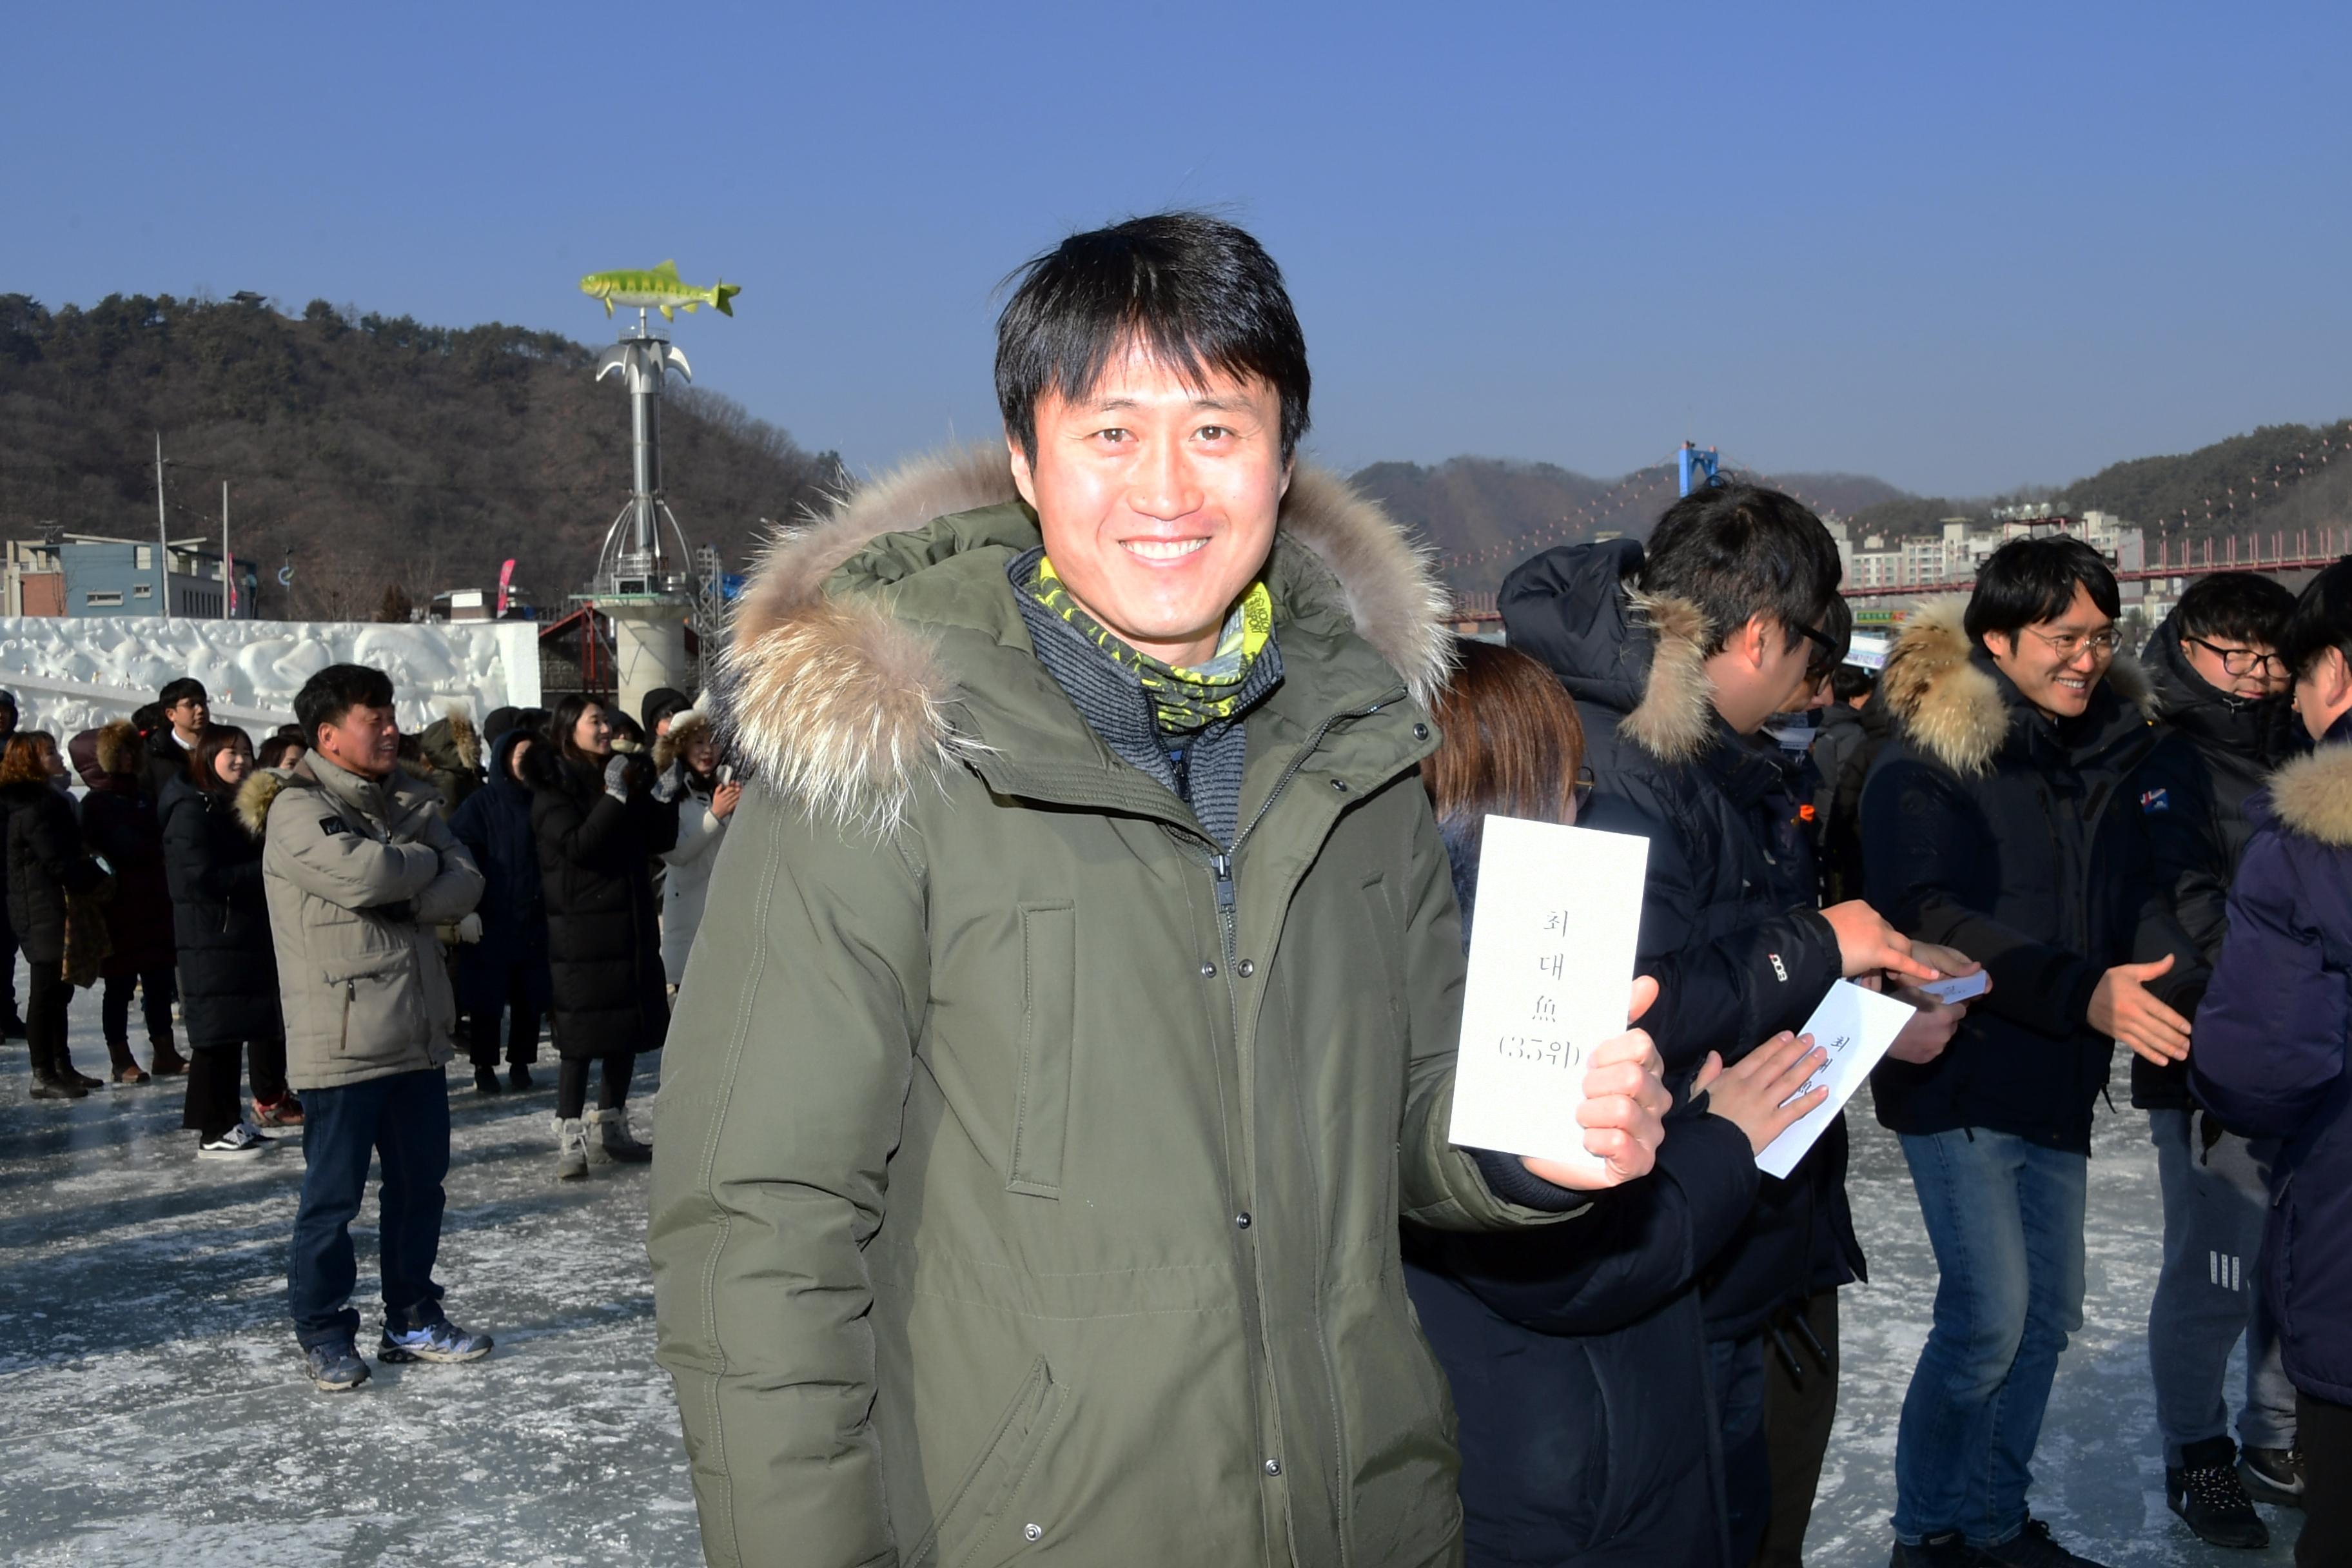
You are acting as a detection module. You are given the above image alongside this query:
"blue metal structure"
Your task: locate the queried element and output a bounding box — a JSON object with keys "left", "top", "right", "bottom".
{"left": 1678, "top": 441, "right": 1721, "bottom": 496}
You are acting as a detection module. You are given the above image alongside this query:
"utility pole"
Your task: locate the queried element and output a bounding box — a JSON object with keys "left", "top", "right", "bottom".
{"left": 153, "top": 433, "right": 171, "bottom": 617}
{"left": 221, "top": 480, "right": 232, "bottom": 620}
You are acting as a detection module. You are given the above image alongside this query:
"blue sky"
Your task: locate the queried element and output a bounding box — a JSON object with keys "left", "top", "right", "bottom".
{"left": 5, "top": 1, "right": 2344, "bottom": 496}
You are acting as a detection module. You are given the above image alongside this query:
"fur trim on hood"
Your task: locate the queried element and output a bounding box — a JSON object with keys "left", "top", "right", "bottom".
{"left": 1881, "top": 596, "right": 2156, "bottom": 776}
{"left": 652, "top": 708, "right": 712, "bottom": 772}
{"left": 236, "top": 770, "right": 286, "bottom": 838}
{"left": 93, "top": 719, "right": 143, "bottom": 778}
{"left": 712, "top": 444, "right": 1454, "bottom": 833}
{"left": 1619, "top": 589, "right": 1716, "bottom": 765}
{"left": 2269, "top": 743, "right": 2352, "bottom": 848}
{"left": 420, "top": 706, "right": 481, "bottom": 774}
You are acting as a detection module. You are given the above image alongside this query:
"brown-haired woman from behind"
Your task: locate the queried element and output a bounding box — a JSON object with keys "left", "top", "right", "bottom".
{"left": 0, "top": 731, "right": 112, "bottom": 1099}
{"left": 1403, "top": 638, "right": 1829, "bottom": 1568}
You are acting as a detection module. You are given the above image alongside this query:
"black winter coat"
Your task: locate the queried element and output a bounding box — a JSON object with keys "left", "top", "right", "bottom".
{"left": 75, "top": 780, "right": 177, "bottom": 976}
{"left": 529, "top": 748, "right": 677, "bottom": 1059}
{"left": 1406, "top": 1108, "right": 1759, "bottom": 1567}
{"left": 2126, "top": 613, "right": 2307, "bottom": 1110}
{"left": 1, "top": 781, "right": 104, "bottom": 966}
{"left": 449, "top": 729, "right": 553, "bottom": 1018}
{"left": 2190, "top": 718, "right": 2352, "bottom": 1405}
{"left": 1861, "top": 602, "right": 2161, "bottom": 1151}
{"left": 1500, "top": 540, "right": 1857, "bottom": 1340}
{"left": 158, "top": 774, "right": 282, "bottom": 1046}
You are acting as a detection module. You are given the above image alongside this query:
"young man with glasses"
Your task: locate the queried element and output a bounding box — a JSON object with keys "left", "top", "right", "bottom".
{"left": 1863, "top": 536, "right": 2184, "bottom": 1567}
{"left": 2128, "top": 571, "right": 2307, "bottom": 1545}
{"left": 1504, "top": 486, "right": 1970, "bottom": 1564}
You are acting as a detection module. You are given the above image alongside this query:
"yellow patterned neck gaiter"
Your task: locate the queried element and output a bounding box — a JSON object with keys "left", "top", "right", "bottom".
{"left": 1021, "top": 556, "right": 1275, "bottom": 732}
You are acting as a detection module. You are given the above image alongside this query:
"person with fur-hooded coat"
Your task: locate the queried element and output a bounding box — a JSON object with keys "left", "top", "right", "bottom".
{"left": 2190, "top": 565, "right": 2352, "bottom": 1566}
{"left": 70, "top": 720, "right": 186, "bottom": 1081}
{"left": 415, "top": 709, "right": 484, "bottom": 819}
{"left": 652, "top": 707, "right": 738, "bottom": 986}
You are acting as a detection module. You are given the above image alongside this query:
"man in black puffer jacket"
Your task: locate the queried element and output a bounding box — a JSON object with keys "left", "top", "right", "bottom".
{"left": 1861, "top": 538, "right": 2182, "bottom": 1568}
{"left": 1502, "top": 487, "right": 1968, "bottom": 1565}
{"left": 2126, "top": 573, "right": 2308, "bottom": 1543}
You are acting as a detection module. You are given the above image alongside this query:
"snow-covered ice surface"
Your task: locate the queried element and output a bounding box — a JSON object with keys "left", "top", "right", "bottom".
{"left": 0, "top": 980, "right": 2306, "bottom": 1565}
{"left": 0, "top": 616, "right": 542, "bottom": 737}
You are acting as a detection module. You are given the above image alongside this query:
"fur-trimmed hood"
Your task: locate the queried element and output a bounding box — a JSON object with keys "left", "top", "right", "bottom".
{"left": 71, "top": 720, "right": 146, "bottom": 791}
{"left": 235, "top": 755, "right": 441, "bottom": 839}
{"left": 652, "top": 707, "right": 712, "bottom": 773}
{"left": 418, "top": 707, "right": 482, "bottom": 776}
{"left": 708, "top": 444, "right": 1455, "bottom": 832}
{"left": 2268, "top": 737, "right": 2352, "bottom": 848}
{"left": 235, "top": 769, "right": 286, "bottom": 838}
{"left": 1878, "top": 596, "right": 2155, "bottom": 776}
{"left": 1496, "top": 538, "right": 1719, "bottom": 765}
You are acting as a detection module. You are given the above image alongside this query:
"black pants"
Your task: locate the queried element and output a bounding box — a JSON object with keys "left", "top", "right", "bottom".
{"left": 1756, "top": 1289, "right": 1841, "bottom": 1567}
{"left": 25, "top": 964, "right": 74, "bottom": 1081}
{"left": 182, "top": 1039, "right": 291, "bottom": 1140}
{"left": 466, "top": 968, "right": 542, "bottom": 1069}
{"left": 288, "top": 1067, "right": 449, "bottom": 1349}
{"left": 101, "top": 968, "right": 174, "bottom": 1047}
{"left": 2303, "top": 1391, "right": 2352, "bottom": 1568}
{"left": 556, "top": 1052, "right": 633, "bottom": 1119}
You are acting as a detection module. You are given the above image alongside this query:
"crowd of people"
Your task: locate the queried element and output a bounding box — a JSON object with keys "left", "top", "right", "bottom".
{"left": 15, "top": 210, "right": 2349, "bottom": 1568}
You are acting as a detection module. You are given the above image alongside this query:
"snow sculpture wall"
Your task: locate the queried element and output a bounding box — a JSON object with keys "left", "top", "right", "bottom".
{"left": 0, "top": 618, "right": 542, "bottom": 740}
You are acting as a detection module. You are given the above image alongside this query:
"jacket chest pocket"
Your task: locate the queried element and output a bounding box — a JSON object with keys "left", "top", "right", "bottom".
{"left": 321, "top": 952, "right": 412, "bottom": 1054}
{"left": 1006, "top": 902, "right": 1075, "bottom": 1200}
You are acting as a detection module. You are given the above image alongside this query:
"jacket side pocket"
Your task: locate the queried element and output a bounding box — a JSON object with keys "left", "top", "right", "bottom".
{"left": 1006, "top": 901, "right": 1075, "bottom": 1200}
{"left": 908, "top": 1357, "right": 1066, "bottom": 1568}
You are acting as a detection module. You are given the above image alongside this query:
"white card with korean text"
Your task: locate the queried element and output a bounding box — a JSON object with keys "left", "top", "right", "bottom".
{"left": 1447, "top": 815, "right": 1652, "bottom": 1177}
{"left": 1754, "top": 980, "right": 1918, "bottom": 1179}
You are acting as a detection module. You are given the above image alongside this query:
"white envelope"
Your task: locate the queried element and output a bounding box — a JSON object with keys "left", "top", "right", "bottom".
{"left": 1447, "top": 816, "right": 1652, "bottom": 1175}
{"left": 1754, "top": 979, "right": 1918, "bottom": 1179}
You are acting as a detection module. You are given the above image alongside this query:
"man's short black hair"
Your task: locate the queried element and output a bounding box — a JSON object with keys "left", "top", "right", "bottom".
{"left": 293, "top": 663, "right": 395, "bottom": 747}
{"left": 995, "top": 211, "right": 1311, "bottom": 466}
{"left": 2173, "top": 571, "right": 2295, "bottom": 650}
{"left": 1964, "top": 536, "right": 2121, "bottom": 647}
{"left": 1637, "top": 484, "right": 1843, "bottom": 656}
{"left": 1831, "top": 664, "right": 1876, "bottom": 702}
{"left": 159, "top": 678, "right": 208, "bottom": 709}
{"left": 2279, "top": 557, "right": 2352, "bottom": 680}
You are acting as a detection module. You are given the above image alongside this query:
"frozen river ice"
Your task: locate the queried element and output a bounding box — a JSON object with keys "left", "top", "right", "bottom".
{"left": 0, "top": 979, "right": 2304, "bottom": 1565}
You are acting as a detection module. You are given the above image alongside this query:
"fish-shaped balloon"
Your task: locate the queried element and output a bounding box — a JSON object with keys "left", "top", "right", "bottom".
{"left": 578, "top": 260, "right": 740, "bottom": 320}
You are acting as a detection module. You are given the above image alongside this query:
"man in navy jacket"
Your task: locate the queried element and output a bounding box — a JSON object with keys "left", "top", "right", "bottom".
{"left": 2192, "top": 557, "right": 2352, "bottom": 1568}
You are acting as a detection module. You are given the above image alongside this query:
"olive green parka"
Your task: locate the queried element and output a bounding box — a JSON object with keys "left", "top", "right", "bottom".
{"left": 648, "top": 448, "right": 1584, "bottom": 1568}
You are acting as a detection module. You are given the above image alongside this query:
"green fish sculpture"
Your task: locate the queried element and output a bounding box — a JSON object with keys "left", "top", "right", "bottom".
{"left": 578, "top": 260, "right": 741, "bottom": 320}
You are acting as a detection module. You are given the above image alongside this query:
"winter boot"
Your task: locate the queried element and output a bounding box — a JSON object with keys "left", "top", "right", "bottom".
{"left": 472, "top": 1065, "right": 503, "bottom": 1095}
{"left": 106, "top": 1037, "right": 146, "bottom": 1084}
{"left": 553, "top": 1116, "right": 589, "bottom": 1181}
{"left": 2240, "top": 1444, "right": 2304, "bottom": 1507}
{"left": 586, "top": 1104, "right": 652, "bottom": 1164}
{"left": 61, "top": 1045, "right": 102, "bottom": 1090}
{"left": 29, "top": 1072, "right": 86, "bottom": 1101}
{"left": 149, "top": 1038, "right": 188, "bottom": 1077}
{"left": 2168, "top": 1436, "right": 2268, "bottom": 1548}
{"left": 507, "top": 1062, "right": 533, "bottom": 1092}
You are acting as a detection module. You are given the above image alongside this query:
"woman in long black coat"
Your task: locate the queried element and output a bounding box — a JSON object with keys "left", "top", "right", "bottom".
{"left": 1, "top": 732, "right": 108, "bottom": 1099}
{"left": 161, "top": 725, "right": 295, "bottom": 1153}
{"left": 527, "top": 693, "right": 678, "bottom": 1177}
{"left": 70, "top": 721, "right": 186, "bottom": 1083}
{"left": 450, "top": 720, "right": 553, "bottom": 1095}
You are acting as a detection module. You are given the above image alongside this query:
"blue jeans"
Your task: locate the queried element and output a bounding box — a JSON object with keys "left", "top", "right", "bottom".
{"left": 288, "top": 1067, "right": 451, "bottom": 1349}
{"left": 1892, "top": 1128, "right": 2087, "bottom": 1547}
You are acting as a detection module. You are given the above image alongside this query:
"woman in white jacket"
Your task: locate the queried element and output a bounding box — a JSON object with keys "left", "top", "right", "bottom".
{"left": 652, "top": 709, "right": 741, "bottom": 988}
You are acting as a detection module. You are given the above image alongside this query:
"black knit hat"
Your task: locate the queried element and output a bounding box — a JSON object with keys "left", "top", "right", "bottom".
{"left": 481, "top": 706, "right": 522, "bottom": 744}
{"left": 640, "top": 687, "right": 692, "bottom": 733}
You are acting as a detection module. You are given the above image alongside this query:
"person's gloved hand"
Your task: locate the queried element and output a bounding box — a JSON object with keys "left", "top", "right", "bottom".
{"left": 652, "top": 761, "right": 685, "bottom": 804}
{"left": 455, "top": 912, "right": 484, "bottom": 944}
{"left": 603, "top": 754, "right": 632, "bottom": 803}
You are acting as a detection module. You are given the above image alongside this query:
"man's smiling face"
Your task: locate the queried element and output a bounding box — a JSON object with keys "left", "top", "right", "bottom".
{"left": 1984, "top": 582, "right": 2116, "bottom": 721}
{"left": 1009, "top": 340, "right": 1289, "bottom": 669}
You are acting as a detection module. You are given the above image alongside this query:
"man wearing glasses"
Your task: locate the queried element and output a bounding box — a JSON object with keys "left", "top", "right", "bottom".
{"left": 1863, "top": 536, "right": 2182, "bottom": 1568}
{"left": 2128, "top": 573, "right": 2308, "bottom": 1547}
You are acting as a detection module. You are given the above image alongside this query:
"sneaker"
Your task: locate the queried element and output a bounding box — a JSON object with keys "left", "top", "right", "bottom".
{"left": 473, "top": 1065, "right": 504, "bottom": 1095}
{"left": 2168, "top": 1437, "right": 2268, "bottom": 1548}
{"left": 587, "top": 1104, "right": 652, "bottom": 1164}
{"left": 508, "top": 1062, "right": 534, "bottom": 1091}
{"left": 303, "top": 1340, "right": 371, "bottom": 1393}
{"left": 1892, "top": 1534, "right": 1994, "bottom": 1567}
{"left": 198, "top": 1123, "right": 271, "bottom": 1159}
{"left": 1977, "top": 1518, "right": 2111, "bottom": 1568}
{"left": 2240, "top": 1444, "right": 2304, "bottom": 1507}
{"left": 378, "top": 1318, "right": 493, "bottom": 1364}
{"left": 251, "top": 1094, "right": 304, "bottom": 1128}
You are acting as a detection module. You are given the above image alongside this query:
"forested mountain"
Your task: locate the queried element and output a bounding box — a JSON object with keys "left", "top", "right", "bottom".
{"left": 0, "top": 293, "right": 843, "bottom": 620}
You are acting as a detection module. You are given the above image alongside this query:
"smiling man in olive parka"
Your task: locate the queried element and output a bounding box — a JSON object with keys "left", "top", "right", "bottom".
{"left": 647, "top": 215, "right": 1672, "bottom": 1568}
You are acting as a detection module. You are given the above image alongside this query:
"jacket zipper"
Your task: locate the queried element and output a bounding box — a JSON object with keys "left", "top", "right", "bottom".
{"left": 340, "top": 981, "right": 355, "bottom": 1052}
